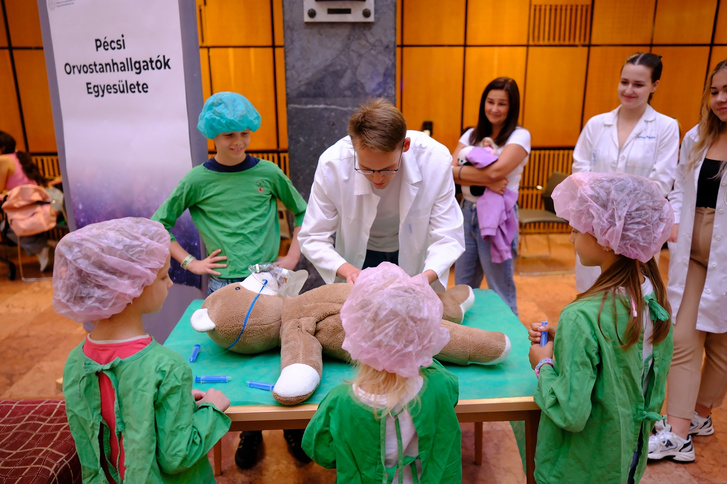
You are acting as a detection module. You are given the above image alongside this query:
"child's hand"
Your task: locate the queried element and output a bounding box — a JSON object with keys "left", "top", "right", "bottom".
{"left": 195, "top": 388, "right": 230, "bottom": 412}
{"left": 528, "top": 321, "right": 556, "bottom": 345}
{"left": 529, "top": 342, "right": 553, "bottom": 369}
{"left": 188, "top": 249, "right": 228, "bottom": 276}
{"left": 276, "top": 254, "right": 298, "bottom": 271}
{"left": 192, "top": 389, "right": 206, "bottom": 401}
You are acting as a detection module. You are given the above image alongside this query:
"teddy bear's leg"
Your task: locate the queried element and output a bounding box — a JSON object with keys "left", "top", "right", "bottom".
{"left": 439, "top": 285, "right": 475, "bottom": 324}
{"left": 273, "top": 316, "right": 323, "bottom": 406}
{"left": 436, "top": 320, "right": 511, "bottom": 365}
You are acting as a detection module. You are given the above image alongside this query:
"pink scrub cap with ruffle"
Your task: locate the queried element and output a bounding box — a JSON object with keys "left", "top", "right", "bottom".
{"left": 52, "top": 217, "right": 170, "bottom": 322}
{"left": 552, "top": 172, "right": 674, "bottom": 263}
{"left": 340, "top": 262, "right": 450, "bottom": 378}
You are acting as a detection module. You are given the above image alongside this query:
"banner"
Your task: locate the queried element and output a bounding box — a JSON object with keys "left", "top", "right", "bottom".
{"left": 42, "top": 0, "right": 202, "bottom": 287}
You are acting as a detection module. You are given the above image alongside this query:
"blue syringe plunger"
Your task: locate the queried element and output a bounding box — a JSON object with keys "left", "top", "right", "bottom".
{"left": 247, "top": 380, "right": 275, "bottom": 391}
{"left": 189, "top": 344, "right": 201, "bottom": 363}
{"left": 540, "top": 321, "right": 548, "bottom": 347}
{"left": 195, "top": 375, "right": 230, "bottom": 383}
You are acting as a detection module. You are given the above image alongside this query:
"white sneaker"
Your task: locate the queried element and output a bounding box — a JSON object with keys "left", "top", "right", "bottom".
{"left": 653, "top": 411, "right": 714, "bottom": 437}
{"left": 37, "top": 245, "right": 54, "bottom": 272}
{"left": 648, "top": 425, "right": 695, "bottom": 462}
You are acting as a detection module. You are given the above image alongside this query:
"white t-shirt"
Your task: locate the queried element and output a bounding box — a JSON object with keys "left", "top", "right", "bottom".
{"left": 458, "top": 127, "right": 531, "bottom": 202}
{"left": 367, "top": 173, "right": 402, "bottom": 252}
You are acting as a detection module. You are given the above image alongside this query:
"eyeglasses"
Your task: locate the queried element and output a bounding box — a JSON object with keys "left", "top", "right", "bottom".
{"left": 353, "top": 144, "right": 404, "bottom": 176}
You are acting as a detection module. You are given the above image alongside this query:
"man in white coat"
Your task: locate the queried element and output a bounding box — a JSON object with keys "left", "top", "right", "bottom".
{"left": 299, "top": 98, "right": 464, "bottom": 292}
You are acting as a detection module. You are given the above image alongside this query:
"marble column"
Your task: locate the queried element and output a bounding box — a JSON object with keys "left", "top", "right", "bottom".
{"left": 282, "top": 0, "right": 396, "bottom": 199}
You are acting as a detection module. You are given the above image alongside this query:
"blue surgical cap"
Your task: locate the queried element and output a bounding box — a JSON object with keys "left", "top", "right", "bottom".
{"left": 197, "top": 92, "right": 261, "bottom": 139}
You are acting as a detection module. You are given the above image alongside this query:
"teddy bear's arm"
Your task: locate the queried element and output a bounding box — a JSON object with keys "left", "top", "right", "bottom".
{"left": 436, "top": 320, "right": 511, "bottom": 365}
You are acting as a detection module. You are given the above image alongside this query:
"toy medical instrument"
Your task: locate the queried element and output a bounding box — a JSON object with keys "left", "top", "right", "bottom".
{"left": 195, "top": 375, "right": 230, "bottom": 383}
{"left": 189, "top": 344, "right": 201, "bottom": 362}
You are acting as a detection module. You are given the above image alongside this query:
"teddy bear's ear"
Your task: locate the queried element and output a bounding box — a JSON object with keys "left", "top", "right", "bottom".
{"left": 191, "top": 308, "right": 216, "bottom": 332}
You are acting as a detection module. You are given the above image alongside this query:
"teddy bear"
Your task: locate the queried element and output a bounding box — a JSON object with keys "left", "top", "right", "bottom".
{"left": 190, "top": 268, "right": 511, "bottom": 406}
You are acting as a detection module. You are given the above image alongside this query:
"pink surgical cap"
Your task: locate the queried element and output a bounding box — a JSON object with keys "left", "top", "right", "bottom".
{"left": 552, "top": 172, "right": 674, "bottom": 263}
{"left": 341, "top": 262, "right": 450, "bottom": 378}
{"left": 52, "top": 217, "right": 170, "bottom": 322}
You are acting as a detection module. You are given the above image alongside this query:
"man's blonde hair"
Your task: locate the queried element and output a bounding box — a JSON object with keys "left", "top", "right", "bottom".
{"left": 348, "top": 98, "right": 407, "bottom": 152}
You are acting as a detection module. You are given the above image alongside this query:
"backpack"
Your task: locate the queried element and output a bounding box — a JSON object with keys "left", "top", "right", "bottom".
{"left": 1, "top": 184, "right": 58, "bottom": 237}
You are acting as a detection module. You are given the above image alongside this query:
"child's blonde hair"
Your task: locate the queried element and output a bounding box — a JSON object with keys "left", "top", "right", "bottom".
{"left": 350, "top": 363, "right": 421, "bottom": 417}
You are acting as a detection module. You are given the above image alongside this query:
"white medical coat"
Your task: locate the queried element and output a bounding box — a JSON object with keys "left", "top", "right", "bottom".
{"left": 668, "top": 125, "right": 727, "bottom": 333}
{"left": 572, "top": 104, "right": 679, "bottom": 196}
{"left": 299, "top": 130, "right": 464, "bottom": 292}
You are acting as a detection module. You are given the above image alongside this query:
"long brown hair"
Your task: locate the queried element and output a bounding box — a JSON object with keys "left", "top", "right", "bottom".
{"left": 0, "top": 131, "right": 48, "bottom": 187}
{"left": 576, "top": 256, "right": 671, "bottom": 349}
{"left": 689, "top": 59, "right": 727, "bottom": 174}
{"left": 469, "top": 77, "right": 521, "bottom": 147}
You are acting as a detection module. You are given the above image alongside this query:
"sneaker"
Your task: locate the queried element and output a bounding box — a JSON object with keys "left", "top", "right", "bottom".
{"left": 648, "top": 425, "right": 695, "bottom": 462}
{"left": 38, "top": 245, "right": 54, "bottom": 272}
{"left": 690, "top": 412, "right": 714, "bottom": 436}
{"left": 234, "top": 430, "right": 263, "bottom": 469}
{"left": 283, "top": 428, "right": 311, "bottom": 464}
{"left": 653, "top": 411, "right": 714, "bottom": 437}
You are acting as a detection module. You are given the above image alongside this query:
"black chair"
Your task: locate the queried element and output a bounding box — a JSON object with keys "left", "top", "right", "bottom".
{"left": 518, "top": 171, "right": 570, "bottom": 258}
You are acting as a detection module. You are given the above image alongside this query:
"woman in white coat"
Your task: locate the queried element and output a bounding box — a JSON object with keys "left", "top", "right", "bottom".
{"left": 572, "top": 52, "right": 679, "bottom": 292}
{"left": 648, "top": 59, "right": 727, "bottom": 463}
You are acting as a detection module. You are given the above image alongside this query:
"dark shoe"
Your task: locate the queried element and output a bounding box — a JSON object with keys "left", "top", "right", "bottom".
{"left": 235, "top": 431, "right": 263, "bottom": 469}
{"left": 284, "top": 428, "right": 311, "bottom": 463}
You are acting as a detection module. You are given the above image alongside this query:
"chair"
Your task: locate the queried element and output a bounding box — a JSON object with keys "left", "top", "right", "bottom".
{"left": 2, "top": 185, "right": 68, "bottom": 281}
{"left": 518, "top": 171, "right": 570, "bottom": 258}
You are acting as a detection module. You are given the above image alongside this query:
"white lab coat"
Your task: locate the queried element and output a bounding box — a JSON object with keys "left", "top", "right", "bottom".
{"left": 299, "top": 130, "right": 465, "bottom": 292}
{"left": 572, "top": 104, "right": 679, "bottom": 291}
{"left": 667, "top": 125, "right": 727, "bottom": 333}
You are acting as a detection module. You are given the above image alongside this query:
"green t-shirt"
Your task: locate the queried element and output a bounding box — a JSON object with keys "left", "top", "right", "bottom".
{"left": 153, "top": 159, "right": 307, "bottom": 278}
{"left": 63, "top": 339, "right": 231, "bottom": 483}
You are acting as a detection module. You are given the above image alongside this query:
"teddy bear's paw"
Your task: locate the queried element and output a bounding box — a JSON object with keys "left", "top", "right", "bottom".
{"left": 440, "top": 285, "right": 475, "bottom": 324}
{"left": 272, "top": 364, "right": 321, "bottom": 406}
{"left": 480, "top": 334, "right": 511, "bottom": 365}
{"left": 190, "top": 308, "right": 216, "bottom": 332}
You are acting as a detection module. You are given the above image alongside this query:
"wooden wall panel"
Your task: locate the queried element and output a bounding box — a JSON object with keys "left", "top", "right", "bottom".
{"left": 402, "top": 0, "right": 465, "bottom": 45}
{"left": 710, "top": 47, "right": 727, "bottom": 71}
{"left": 208, "top": 48, "right": 278, "bottom": 150}
{"left": 591, "top": 0, "right": 655, "bottom": 45}
{"left": 14, "top": 50, "right": 55, "bottom": 152}
{"left": 582, "top": 46, "right": 643, "bottom": 124}
{"left": 199, "top": 49, "right": 215, "bottom": 153}
{"left": 461, "top": 47, "right": 527, "bottom": 133}
{"left": 273, "top": 0, "right": 284, "bottom": 46}
{"left": 396, "top": 46, "right": 401, "bottom": 109}
{"left": 202, "top": 0, "right": 273, "bottom": 46}
{"left": 653, "top": 0, "right": 717, "bottom": 45}
{"left": 466, "top": 0, "right": 529, "bottom": 45}
{"left": 714, "top": 5, "right": 727, "bottom": 44}
{"left": 0, "top": 6, "right": 7, "bottom": 48}
{"left": 0, "top": 51, "right": 23, "bottom": 150}
{"left": 651, "top": 47, "right": 710, "bottom": 136}
{"left": 275, "top": 47, "right": 287, "bottom": 150}
{"left": 401, "top": 47, "right": 464, "bottom": 151}
{"left": 523, "top": 47, "right": 587, "bottom": 147}
{"left": 5, "top": 0, "right": 42, "bottom": 47}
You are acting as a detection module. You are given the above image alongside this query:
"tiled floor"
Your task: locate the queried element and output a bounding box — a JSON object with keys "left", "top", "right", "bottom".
{"left": 0, "top": 234, "right": 723, "bottom": 483}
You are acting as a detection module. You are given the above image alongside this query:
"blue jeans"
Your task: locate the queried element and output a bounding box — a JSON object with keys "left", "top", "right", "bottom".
{"left": 207, "top": 275, "right": 246, "bottom": 296}
{"left": 454, "top": 199, "right": 518, "bottom": 315}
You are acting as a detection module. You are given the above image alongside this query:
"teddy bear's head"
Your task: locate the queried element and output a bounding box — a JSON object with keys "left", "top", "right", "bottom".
{"left": 191, "top": 275, "right": 284, "bottom": 354}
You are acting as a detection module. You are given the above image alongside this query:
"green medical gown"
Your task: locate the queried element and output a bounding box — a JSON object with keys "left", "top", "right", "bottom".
{"left": 302, "top": 360, "right": 462, "bottom": 484}
{"left": 534, "top": 292, "right": 673, "bottom": 484}
{"left": 63, "top": 340, "right": 231, "bottom": 483}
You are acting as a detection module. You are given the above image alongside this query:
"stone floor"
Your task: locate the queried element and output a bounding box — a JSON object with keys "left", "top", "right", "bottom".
{"left": 0, "top": 234, "right": 723, "bottom": 483}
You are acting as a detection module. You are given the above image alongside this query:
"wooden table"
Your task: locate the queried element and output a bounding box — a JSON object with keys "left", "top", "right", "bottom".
{"left": 165, "top": 289, "right": 540, "bottom": 483}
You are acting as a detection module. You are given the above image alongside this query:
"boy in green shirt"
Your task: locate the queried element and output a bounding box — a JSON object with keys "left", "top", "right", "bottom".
{"left": 152, "top": 92, "right": 309, "bottom": 468}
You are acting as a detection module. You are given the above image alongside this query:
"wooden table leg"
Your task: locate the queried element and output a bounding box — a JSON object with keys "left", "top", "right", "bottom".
{"left": 213, "top": 440, "right": 222, "bottom": 475}
{"left": 474, "top": 421, "right": 483, "bottom": 465}
{"left": 524, "top": 410, "right": 540, "bottom": 484}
